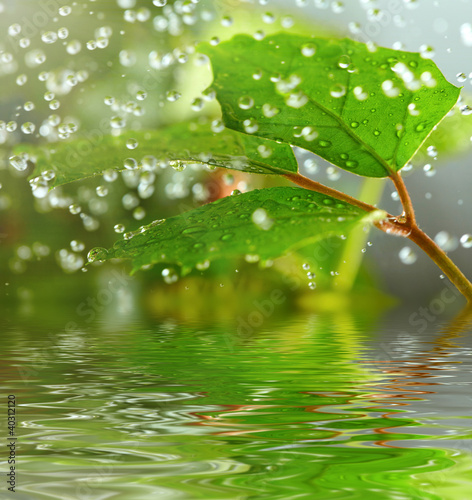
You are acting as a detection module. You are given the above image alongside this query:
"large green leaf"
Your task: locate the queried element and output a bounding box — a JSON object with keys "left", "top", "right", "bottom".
{"left": 200, "top": 34, "right": 460, "bottom": 178}
{"left": 15, "top": 120, "right": 298, "bottom": 188}
{"left": 94, "top": 187, "right": 384, "bottom": 274}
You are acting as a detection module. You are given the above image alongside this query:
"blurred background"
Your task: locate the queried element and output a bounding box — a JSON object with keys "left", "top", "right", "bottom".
{"left": 1, "top": 0, "right": 472, "bottom": 324}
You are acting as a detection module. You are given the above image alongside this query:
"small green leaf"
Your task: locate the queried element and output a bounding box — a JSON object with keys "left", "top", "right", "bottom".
{"left": 98, "top": 187, "right": 381, "bottom": 274}
{"left": 200, "top": 34, "right": 460, "bottom": 178}
{"left": 16, "top": 120, "right": 298, "bottom": 188}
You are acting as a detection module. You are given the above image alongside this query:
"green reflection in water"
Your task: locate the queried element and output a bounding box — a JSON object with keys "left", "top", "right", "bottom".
{"left": 1, "top": 312, "right": 472, "bottom": 499}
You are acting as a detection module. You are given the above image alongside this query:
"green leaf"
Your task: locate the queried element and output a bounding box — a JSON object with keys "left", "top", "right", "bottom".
{"left": 15, "top": 120, "right": 298, "bottom": 188}
{"left": 200, "top": 34, "right": 461, "bottom": 178}
{"left": 414, "top": 100, "right": 472, "bottom": 166}
{"left": 95, "top": 186, "right": 384, "bottom": 274}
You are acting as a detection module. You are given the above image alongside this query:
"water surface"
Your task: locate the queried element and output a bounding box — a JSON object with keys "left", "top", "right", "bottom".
{"left": 2, "top": 311, "right": 472, "bottom": 499}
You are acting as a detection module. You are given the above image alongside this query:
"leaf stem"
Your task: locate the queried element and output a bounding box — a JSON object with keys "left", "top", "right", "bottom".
{"left": 390, "top": 171, "right": 416, "bottom": 225}
{"left": 284, "top": 170, "right": 472, "bottom": 303}
{"left": 282, "top": 172, "right": 381, "bottom": 215}
{"left": 408, "top": 226, "right": 472, "bottom": 302}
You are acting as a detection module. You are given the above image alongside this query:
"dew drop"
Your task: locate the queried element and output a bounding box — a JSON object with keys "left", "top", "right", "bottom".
{"left": 301, "top": 43, "right": 316, "bottom": 57}
{"left": 87, "top": 247, "right": 108, "bottom": 263}
{"left": 166, "top": 90, "right": 181, "bottom": 102}
{"left": 96, "top": 185, "right": 108, "bottom": 197}
{"left": 262, "top": 103, "right": 280, "bottom": 117}
{"left": 124, "top": 158, "right": 138, "bottom": 170}
{"left": 330, "top": 84, "right": 346, "bottom": 98}
{"left": 238, "top": 96, "right": 255, "bottom": 110}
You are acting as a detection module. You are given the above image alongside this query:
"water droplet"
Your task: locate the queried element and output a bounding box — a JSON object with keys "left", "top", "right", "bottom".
{"left": 262, "top": 103, "right": 280, "bottom": 117}
{"left": 301, "top": 43, "right": 316, "bottom": 57}
{"left": 59, "top": 5, "right": 72, "bottom": 16}
{"left": 427, "top": 145, "right": 438, "bottom": 158}
{"left": 419, "top": 44, "right": 435, "bottom": 59}
{"left": 330, "top": 84, "right": 346, "bottom": 98}
{"left": 111, "top": 116, "right": 125, "bottom": 129}
{"left": 133, "top": 207, "right": 146, "bottom": 220}
{"left": 245, "top": 254, "right": 260, "bottom": 263}
{"left": 285, "top": 91, "right": 308, "bottom": 108}
{"left": 257, "top": 144, "right": 273, "bottom": 158}
{"left": 58, "top": 27, "right": 69, "bottom": 39}
{"left": 399, "top": 246, "right": 417, "bottom": 265}
{"left": 126, "top": 138, "right": 138, "bottom": 150}
{"left": 353, "top": 86, "right": 368, "bottom": 101}
{"left": 162, "top": 268, "right": 179, "bottom": 284}
{"left": 87, "top": 247, "right": 108, "bottom": 263}
{"left": 104, "top": 169, "right": 118, "bottom": 182}
{"left": 252, "top": 208, "right": 273, "bottom": 230}
{"left": 124, "top": 158, "right": 138, "bottom": 170}
{"left": 21, "top": 122, "right": 35, "bottom": 134}
{"left": 66, "top": 40, "right": 82, "bottom": 55}
{"left": 350, "top": 121, "right": 359, "bottom": 128}
{"left": 41, "top": 170, "right": 55, "bottom": 181}
{"left": 211, "top": 119, "right": 224, "bottom": 133}
{"left": 191, "top": 97, "right": 204, "bottom": 111}
{"left": 423, "top": 164, "right": 436, "bottom": 177}
{"left": 415, "top": 122, "right": 426, "bottom": 132}
{"left": 460, "top": 234, "right": 472, "bottom": 248}
{"left": 243, "top": 119, "right": 259, "bottom": 134}
{"left": 69, "top": 204, "right": 82, "bottom": 215}
{"left": 457, "top": 72, "right": 467, "bottom": 83}
{"left": 238, "top": 96, "right": 255, "bottom": 110}
{"left": 338, "top": 55, "right": 351, "bottom": 69}
{"left": 41, "top": 31, "right": 58, "bottom": 44}
{"left": 96, "top": 185, "right": 108, "bottom": 197}
{"left": 319, "top": 140, "right": 331, "bottom": 148}
{"left": 196, "top": 260, "right": 210, "bottom": 271}
{"left": 70, "top": 240, "right": 85, "bottom": 252}
{"left": 460, "top": 105, "right": 472, "bottom": 116}
{"left": 114, "top": 224, "right": 125, "bottom": 234}
{"left": 434, "top": 231, "right": 458, "bottom": 251}
{"left": 9, "top": 155, "right": 28, "bottom": 171}
{"left": 166, "top": 90, "right": 181, "bottom": 102}
{"left": 325, "top": 166, "right": 340, "bottom": 181}
{"left": 308, "top": 282, "right": 316, "bottom": 290}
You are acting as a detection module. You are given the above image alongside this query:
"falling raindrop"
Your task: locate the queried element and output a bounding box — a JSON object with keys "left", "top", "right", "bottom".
{"left": 399, "top": 246, "right": 417, "bottom": 264}
{"left": 460, "top": 234, "right": 472, "bottom": 248}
